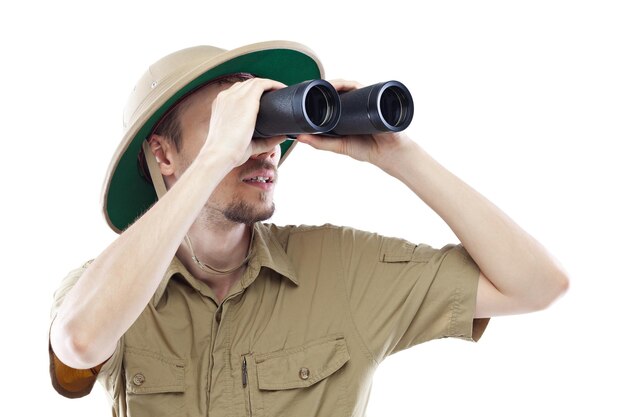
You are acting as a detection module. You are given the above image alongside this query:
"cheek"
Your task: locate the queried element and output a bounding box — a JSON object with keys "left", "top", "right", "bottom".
{"left": 175, "top": 141, "right": 204, "bottom": 177}
{"left": 178, "top": 126, "right": 208, "bottom": 166}
{"left": 213, "top": 170, "right": 241, "bottom": 194}
{"left": 274, "top": 144, "right": 282, "bottom": 162}
{"left": 174, "top": 154, "right": 192, "bottom": 178}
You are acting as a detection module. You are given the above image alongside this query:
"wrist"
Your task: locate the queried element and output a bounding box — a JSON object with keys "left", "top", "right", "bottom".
{"left": 375, "top": 136, "right": 424, "bottom": 177}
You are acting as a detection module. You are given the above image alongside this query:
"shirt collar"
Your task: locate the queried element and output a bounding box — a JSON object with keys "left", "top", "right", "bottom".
{"left": 152, "top": 223, "right": 298, "bottom": 306}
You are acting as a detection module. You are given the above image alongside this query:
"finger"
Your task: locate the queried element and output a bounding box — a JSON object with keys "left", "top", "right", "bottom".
{"left": 327, "top": 79, "right": 363, "bottom": 92}
{"left": 218, "top": 78, "right": 286, "bottom": 102}
{"left": 236, "top": 77, "right": 287, "bottom": 96}
{"left": 296, "top": 134, "right": 346, "bottom": 154}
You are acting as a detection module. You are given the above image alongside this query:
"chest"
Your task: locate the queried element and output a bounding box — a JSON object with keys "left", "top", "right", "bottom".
{"left": 120, "top": 268, "right": 365, "bottom": 417}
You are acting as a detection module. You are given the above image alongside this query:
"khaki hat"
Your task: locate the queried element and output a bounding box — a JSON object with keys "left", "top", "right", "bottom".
{"left": 101, "top": 41, "right": 324, "bottom": 233}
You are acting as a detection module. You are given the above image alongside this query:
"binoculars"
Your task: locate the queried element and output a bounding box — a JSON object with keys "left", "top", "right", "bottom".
{"left": 253, "top": 80, "right": 414, "bottom": 138}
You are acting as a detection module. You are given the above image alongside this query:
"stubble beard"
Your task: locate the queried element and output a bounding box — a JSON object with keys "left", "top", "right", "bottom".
{"left": 222, "top": 195, "right": 276, "bottom": 225}
{"left": 223, "top": 159, "right": 277, "bottom": 225}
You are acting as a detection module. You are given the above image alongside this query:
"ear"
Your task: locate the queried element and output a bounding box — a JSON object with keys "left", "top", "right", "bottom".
{"left": 147, "top": 134, "right": 176, "bottom": 177}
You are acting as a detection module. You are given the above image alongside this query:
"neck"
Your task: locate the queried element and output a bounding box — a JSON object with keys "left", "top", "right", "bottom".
{"left": 177, "top": 214, "right": 253, "bottom": 301}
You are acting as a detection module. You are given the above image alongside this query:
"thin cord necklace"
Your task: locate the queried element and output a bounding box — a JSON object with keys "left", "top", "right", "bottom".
{"left": 184, "top": 228, "right": 255, "bottom": 276}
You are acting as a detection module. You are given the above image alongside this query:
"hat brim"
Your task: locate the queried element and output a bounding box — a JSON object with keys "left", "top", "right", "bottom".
{"left": 103, "top": 43, "right": 322, "bottom": 233}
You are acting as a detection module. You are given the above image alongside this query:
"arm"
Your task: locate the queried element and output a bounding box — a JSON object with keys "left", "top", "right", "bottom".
{"left": 377, "top": 139, "right": 569, "bottom": 317}
{"left": 297, "top": 81, "right": 569, "bottom": 318}
{"left": 50, "top": 78, "right": 286, "bottom": 369}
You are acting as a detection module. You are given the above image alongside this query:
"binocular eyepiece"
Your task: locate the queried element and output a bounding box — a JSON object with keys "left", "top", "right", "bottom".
{"left": 253, "top": 80, "right": 414, "bottom": 138}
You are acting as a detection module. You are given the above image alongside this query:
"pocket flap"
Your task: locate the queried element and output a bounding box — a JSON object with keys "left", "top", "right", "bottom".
{"left": 379, "top": 239, "right": 416, "bottom": 262}
{"left": 379, "top": 240, "right": 435, "bottom": 263}
{"left": 124, "top": 347, "right": 185, "bottom": 394}
{"left": 255, "top": 335, "right": 350, "bottom": 390}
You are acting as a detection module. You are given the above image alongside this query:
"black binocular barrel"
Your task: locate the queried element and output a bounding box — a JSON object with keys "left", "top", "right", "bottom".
{"left": 253, "top": 79, "right": 341, "bottom": 138}
{"left": 253, "top": 79, "right": 413, "bottom": 138}
{"left": 329, "top": 81, "right": 414, "bottom": 136}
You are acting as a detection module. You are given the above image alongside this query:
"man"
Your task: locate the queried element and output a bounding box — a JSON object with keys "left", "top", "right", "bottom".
{"left": 49, "top": 41, "right": 568, "bottom": 417}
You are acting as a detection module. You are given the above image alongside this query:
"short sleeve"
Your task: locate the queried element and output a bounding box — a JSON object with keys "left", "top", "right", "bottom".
{"left": 338, "top": 227, "right": 489, "bottom": 363}
{"left": 49, "top": 261, "right": 124, "bottom": 399}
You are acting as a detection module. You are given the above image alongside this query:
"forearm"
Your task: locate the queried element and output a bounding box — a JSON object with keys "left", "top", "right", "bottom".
{"left": 50, "top": 152, "right": 231, "bottom": 369}
{"left": 380, "top": 140, "right": 568, "bottom": 311}
{"left": 51, "top": 78, "right": 289, "bottom": 369}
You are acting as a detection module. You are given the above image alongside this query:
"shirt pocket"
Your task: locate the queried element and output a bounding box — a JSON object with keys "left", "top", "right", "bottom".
{"left": 123, "top": 347, "right": 185, "bottom": 417}
{"left": 247, "top": 335, "right": 351, "bottom": 417}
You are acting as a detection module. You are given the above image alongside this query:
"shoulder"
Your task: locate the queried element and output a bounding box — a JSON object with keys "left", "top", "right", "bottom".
{"left": 260, "top": 222, "right": 418, "bottom": 246}
{"left": 258, "top": 222, "right": 342, "bottom": 245}
{"left": 260, "top": 223, "right": 405, "bottom": 257}
{"left": 260, "top": 222, "right": 341, "bottom": 235}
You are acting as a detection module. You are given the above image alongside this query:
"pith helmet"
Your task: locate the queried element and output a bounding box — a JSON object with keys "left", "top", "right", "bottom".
{"left": 101, "top": 41, "right": 324, "bottom": 233}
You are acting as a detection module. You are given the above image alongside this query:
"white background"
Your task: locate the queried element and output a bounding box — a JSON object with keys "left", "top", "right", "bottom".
{"left": 1, "top": 0, "right": 624, "bottom": 415}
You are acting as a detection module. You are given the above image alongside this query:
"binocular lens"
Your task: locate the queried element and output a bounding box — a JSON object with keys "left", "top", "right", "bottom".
{"left": 305, "top": 85, "right": 335, "bottom": 127}
{"left": 380, "top": 86, "right": 409, "bottom": 127}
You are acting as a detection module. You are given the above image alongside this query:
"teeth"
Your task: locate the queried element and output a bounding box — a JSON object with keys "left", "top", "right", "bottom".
{"left": 246, "top": 176, "right": 270, "bottom": 183}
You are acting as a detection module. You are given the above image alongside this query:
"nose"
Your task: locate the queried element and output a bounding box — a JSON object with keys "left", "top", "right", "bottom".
{"left": 250, "top": 144, "right": 281, "bottom": 161}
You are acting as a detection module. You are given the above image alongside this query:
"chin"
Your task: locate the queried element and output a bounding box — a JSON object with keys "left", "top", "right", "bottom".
{"left": 224, "top": 201, "right": 275, "bottom": 225}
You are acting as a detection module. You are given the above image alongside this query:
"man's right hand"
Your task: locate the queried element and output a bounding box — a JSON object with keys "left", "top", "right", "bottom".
{"left": 200, "top": 78, "right": 287, "bottom": 169}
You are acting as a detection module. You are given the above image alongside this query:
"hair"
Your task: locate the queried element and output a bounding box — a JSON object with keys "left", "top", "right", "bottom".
{"left": 139, "top": 72, "right": 255, "bottom": 183}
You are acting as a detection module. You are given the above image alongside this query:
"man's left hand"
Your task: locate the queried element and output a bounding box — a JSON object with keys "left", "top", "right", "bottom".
{"left": 295, "top": 79, "right": 413, "bottom": 172}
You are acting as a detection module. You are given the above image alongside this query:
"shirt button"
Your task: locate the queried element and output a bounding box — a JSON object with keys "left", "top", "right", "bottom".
{"left": 132, "top": 373, "right": 146, "bottom": 386}
{"left": 299, "top": 367, "right": 310, "bottom": 380}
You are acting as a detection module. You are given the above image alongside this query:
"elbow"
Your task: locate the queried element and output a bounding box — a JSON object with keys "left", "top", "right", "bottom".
{"left": 50, "top": 320, "right": 108, "bottom": 370}
{"left": 556, "top": 269, "right": 571, "bottom": 296}
{"left": 66, "top": 335, "right": 98, "bottom": 369}
{"left": 545, "top": 266, "right": 570, "bottom": 307}
{"left": 529, "top": 268, "right": 570, "bottom": 312}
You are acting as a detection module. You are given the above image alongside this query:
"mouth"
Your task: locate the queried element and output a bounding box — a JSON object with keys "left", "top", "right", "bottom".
{"left": 241, "top": 170, "right": 276, "bottom": 190}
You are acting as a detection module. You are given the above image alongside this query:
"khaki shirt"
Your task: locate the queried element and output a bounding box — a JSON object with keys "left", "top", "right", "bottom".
{"left": 50, "top": 223, "right": 489, "bottom": 417}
